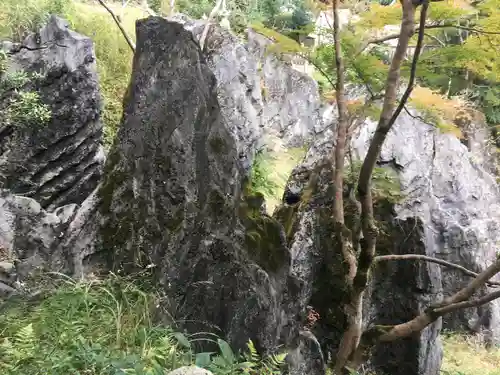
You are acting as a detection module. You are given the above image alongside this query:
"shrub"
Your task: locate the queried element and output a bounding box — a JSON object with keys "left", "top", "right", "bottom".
{"left": 0, "top": 54, "right": 51, "bottom": 129}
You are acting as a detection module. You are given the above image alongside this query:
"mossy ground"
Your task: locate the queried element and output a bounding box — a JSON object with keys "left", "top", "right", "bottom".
{"left": 441, "top": 332, "right": 500, "bottom": 375}
{"left": 250, "top": 147, "right": 307, "bottom": 214}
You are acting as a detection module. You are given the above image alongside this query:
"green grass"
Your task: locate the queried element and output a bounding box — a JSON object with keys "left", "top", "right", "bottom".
{"left": 0, "top": 273, "right": 285, "bottom": 375}
{"left": 441, "top": 331, "right": 500, "bottom": 375}
{"left": 0, "top": 273, "right": 186, "bottom": 375}
{"left": 248, "top": 147, "right": 307, "bottom": 214}
{"left": 66, "top": 2, "right": 145, "bottom": 147}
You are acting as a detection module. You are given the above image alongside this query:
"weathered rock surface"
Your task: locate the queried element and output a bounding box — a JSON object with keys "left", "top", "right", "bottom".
{"left": 351, "top": 110, "right": 500, "bottom": 342}
{"left": 92, "top": 17, "right": 298, "bottom": 356}
{"left": 276, "top": 159, "right": 442, "bottom": 375}
{"left": 172, "top": 16, "right": 327, "bottom": 170}
{"left": 0, "top": 189, "right": 78, "bottom": 286}
{"left": 0, "top": 15, "right": 104, "bottom": 211}
{"left": 278, "top": 107, "right": 500, "bottom": 374}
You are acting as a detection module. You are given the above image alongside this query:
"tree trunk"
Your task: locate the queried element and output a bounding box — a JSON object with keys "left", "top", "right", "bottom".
{"left": 332, "top": 1, "right": 424, "bottom": 373}
{"left": 329, "top": 2, "right": 358, "bottom": 369}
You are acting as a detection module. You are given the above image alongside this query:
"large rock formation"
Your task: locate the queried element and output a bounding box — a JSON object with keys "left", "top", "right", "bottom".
{"left": 277, "top": 107, "right": 500, "bottom": 374}
{"left": 0, "top": 16, "right": 104, "bottom": 211}
{"left": 351, "top": 110, "right": 500, "bottom": 341}
{"left": 91, "top": 17, "right": 299, "bottom": 356}
{"left": 0, "top": 189, "right": 79, "bottom": 295}
{"left": 0, "top": 16, "right": 104, "bottom": 292}
{"left": 172, "top": 16, "right": 327, "bottom": 170}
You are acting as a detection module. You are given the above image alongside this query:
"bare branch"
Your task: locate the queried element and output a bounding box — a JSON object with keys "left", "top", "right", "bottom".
{"left": 435, "top": 289, "right": 500, "bottom": 315}
{"left": 332, "top": 0, "right": 349, "bottom": 224}
{"left": 386, "top": 4, "right": 436, "bottom": 133}
{"left": 424, "top": 32, "right": 446, "bottom": 47}
{"left": 331, "top": 1, "right": 361, "bottom": 371}
{"left": 140, "top": 0, "right": 157, "bottom": 16}
{"left": 355, "top": 0, "right": 424, "bottom": 293}
{"left": 97, "top": 0, "right": 136, "bottom": 52}
{"left": 6, "top": 40, "right": 68, "bottom": 55}
{"left": 297, "top": 52, "right": 336, "bottom": 89}
{"left": 372, "top": 258, "right": 500, "bottom": 343}
{"left": 374, "top": 254, "right": 500, "bottom": 287}
{"left": 360, "top": 23, "right": 500, "bottom": 53}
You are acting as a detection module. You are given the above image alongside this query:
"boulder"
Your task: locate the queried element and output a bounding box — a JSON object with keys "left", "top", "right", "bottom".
{"left": 0, "top": 15, "right": 104, "bottom": 211}
{"left": 0, "top": 190, "right": 78, "bottom": 283}
{"left": 351, "top": 110, "right": 500, "bottom": 342}
{"left": 276, "top": 158, "right": 443, "bottom": 375}
{"left": 94, "top": 17, "right": 298, "bottom": 356}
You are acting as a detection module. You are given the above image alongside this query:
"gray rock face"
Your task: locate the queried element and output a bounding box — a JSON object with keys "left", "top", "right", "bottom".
{"left": 96, "top": 17, "right": 298, "bottom": 355}
{"left": 0, "top": 16, "right": 104, "bottom": 211}
{"left": 351, "top": 110, "right": 500, "bottom": 342}
{"left": 0, "top": 190, "right": 78, "bottom": 283}
{"left": 173, "top": 16, "right": 326, "bottom": 170}
{"left": 276, "top": 159, "right": 442, "bottom": 375}
{"left": 279, "top": 107, "right": 499, "bottom": 373}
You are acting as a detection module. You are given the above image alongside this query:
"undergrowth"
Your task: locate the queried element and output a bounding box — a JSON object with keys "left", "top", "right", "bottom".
{"left": 0, "top": 52, "right": 51, "bottom": 128}
{"left": 248, "top": 147, "right": 307, "bottom": 214}
{"left": 0, "top": 273, "right": 285, "bottom": 375}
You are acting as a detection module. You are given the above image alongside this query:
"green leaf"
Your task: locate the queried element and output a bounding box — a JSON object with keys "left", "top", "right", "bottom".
{"left": 172, "top": 332, "right": 191, "bottom": 349}
{"left": 195, "top": 352, "right": 212, "bottom": 368}
{"left": 217, "top": 338, "right": 235, "bottom": 365}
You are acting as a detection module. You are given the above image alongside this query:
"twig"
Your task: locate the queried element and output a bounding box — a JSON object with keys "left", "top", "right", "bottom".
{"left": 97, "top": 0, "right": 136, "bottom": 52}
{"left": 199, "top": 0, "right": 224, "bottom": 51}
{"left": 359, "top": 23, "right": 500, "bottom": 54}
{"left": 435, "top": 289, "right": 500, "bottom": 314}
{"left": 6, "top": 40, "right": 68, "bottom": 55}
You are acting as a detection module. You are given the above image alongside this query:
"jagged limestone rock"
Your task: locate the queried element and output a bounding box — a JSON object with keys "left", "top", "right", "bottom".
{"left": 96, "top": 17, "right": 298, "bottom": 356}
{"left": 276, "top": 158, "right": 442, "bottom": 375}
{"left": 277, "top": 107, "right": 500, "bottom": 374}
{"left": 0, "top": 190, "right": 78, "bottom": 282}
{"left": 351, "top": 110, "right": 500, "bottom": 342}
{"left": 0, "top": 16, "right": 104, "bottom": 211}
{"left": 169, "top": 15, "right": 327, "bottom": 170}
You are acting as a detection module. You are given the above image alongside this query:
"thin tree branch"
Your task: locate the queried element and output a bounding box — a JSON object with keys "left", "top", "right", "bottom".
{"left": 97, "top": 0, "right": 136, "bottom": 52}
{"left": 6, "top": 40, "right": 68, "bottom": 55}
{"left": 372, "top": 258, "right": 500, "bottom": 343}
{"left": 140, "top": 0, "right": 157, "bottom": 16}
{"left": 199, "top": 0, "right": 224, "bottom": 51}
{"left": 374, "top": 254, "right": 500, "bottom": 287}
{"left": 424, "top": 32, "right": 446, "bottom": 47}
{"left": 298, "top": 52, "right": 336, "bottom": 89}
{"left": 332, "top": 0, "right": 349, "bottom": 224}
{"left": 435, "top": 289, "right": 500, "bottom": 315}
{"left": 385, "top": 0, "right": 429, "bottom": 135}
{"left": 331, "top": 1, "right": 360, "bottom": 371}
{"left": 355, "top": 0, "right": 424, "bottom": 293}
{"left": 359, "top": 23, "right": 500, "bottom": 54}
